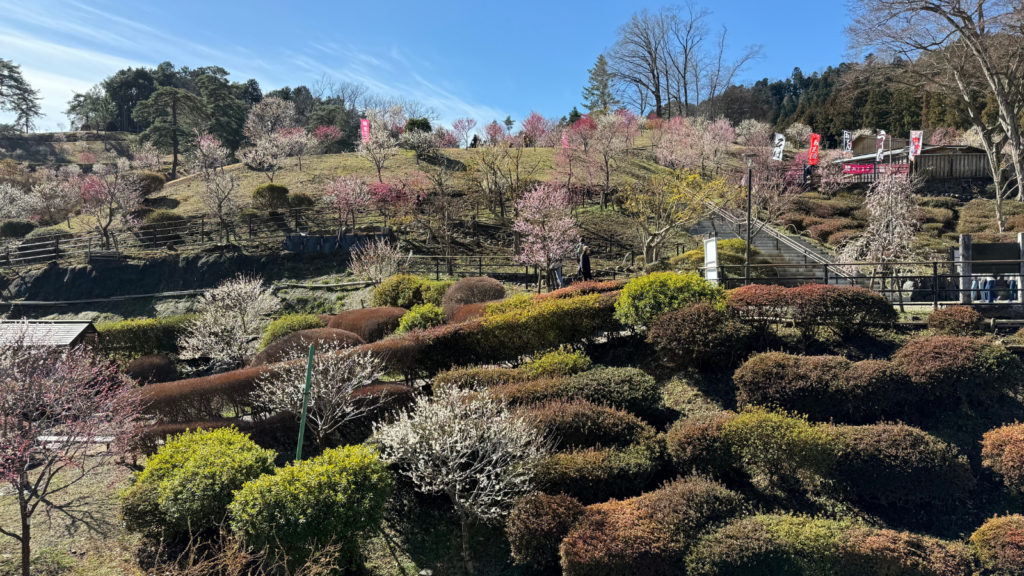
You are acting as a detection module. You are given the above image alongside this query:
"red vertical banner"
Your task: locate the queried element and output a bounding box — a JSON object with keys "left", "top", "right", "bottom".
{"left": 808, "top": 133, "right": 821, "bottom": 166}
{"left": 360, "top": 119, "right": 370, "bottom": 143}
{"left": 910, "top": 130, "right": 923, "bottom": 160}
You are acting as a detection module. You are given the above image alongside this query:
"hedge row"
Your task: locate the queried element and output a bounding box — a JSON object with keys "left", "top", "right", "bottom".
{"left": 371, "top": 274, "right": 453, "bottom": 309}
{"left": 733, "top": 337, "right": 1024, "bottom": 422}
{"left": 493, "top": 367, "right": 661, "bottom": 420}
{"left": 523, "top": 399, "right": 656, "bottom": 451}
{"left": 326, "top": 307, "right": 407, "bottom": 342}
{"left": 686, "top": 514, "right": 972, "bottom": 576}
{"left": 249, "top": 328, "right": 364, "bottom": 366}
{"left": 260, "top": 314, "right": 326, "bottom": 349}
{"left": 96, "top": 315, "right": 193, "bottom": 362}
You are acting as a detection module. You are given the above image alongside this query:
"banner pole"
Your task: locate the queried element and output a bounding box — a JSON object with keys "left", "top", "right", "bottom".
{"left": 295, "top": 344, "right": 315, "bottom": 461}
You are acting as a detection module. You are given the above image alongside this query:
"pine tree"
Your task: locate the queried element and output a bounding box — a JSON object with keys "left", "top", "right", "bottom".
{"left": 568, "top": 107, "right": 582, "bottom": 125}
{"left": 133, "top": 87, "right": 207, "bottom": 179}
{"left": 0, "top": 58, "right": 43, "bottom": 132}
{"left": 581, "top": 54, "right": 619, "bottom": 115}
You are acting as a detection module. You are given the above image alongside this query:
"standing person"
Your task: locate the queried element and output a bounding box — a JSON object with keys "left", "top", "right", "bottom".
{"left": 554, "top": 259, "right": 566, "bottom": 289}
{"left": 580, "top": 246, "right": 593, "bottom": 281}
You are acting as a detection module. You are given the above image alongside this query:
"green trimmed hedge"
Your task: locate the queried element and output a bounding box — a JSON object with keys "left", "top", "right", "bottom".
{"left": 260, "top": 314, "right": 326, "bottom": 349}
{"left": 614, "top": 272, "right": 724, "bottom": 328}
{"left": 396, "top": 303, "right": 445, "bottom": 333}
{"left": 252, "top": 183, "right": 289, "bottom": 210}
{"left": 97, "top": 315, "right": 193, "bottom": 362}
{"left": 372, "top": 274, "right": 453, "bottom": 308}
{"left": 535, "top": 441, "right": 662, "bottom": 505}
{"left": 0, "top": 219, "right": 36, "bottom": 238}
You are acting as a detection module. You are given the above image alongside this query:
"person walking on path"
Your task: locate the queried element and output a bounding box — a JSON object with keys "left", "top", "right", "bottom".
{"left": 580, "top": 246, "right": 593, "bottom": 281}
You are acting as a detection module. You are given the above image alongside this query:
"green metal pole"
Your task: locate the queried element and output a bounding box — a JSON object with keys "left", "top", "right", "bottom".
{"left": 295, "top": 344, "right": 315, "bottom": 461}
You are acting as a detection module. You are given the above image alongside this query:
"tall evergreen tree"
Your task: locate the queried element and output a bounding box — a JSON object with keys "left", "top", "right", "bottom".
{"left": 581, "top": 54, "right": 619, "bottom": 115}
{"left": 198, "top": 75, "right": 247, "bottom": 151}
{"left": 102, "top": 67, "right": 157, "bottom": 133}
{"left": 133, "top": 87, "right": 207, "bottom": 179}
{"left": 568, "top": 107, "right": 583, "bottom": 125}
{"left": 0, "top": 58, "right": 43, "bottom": 132}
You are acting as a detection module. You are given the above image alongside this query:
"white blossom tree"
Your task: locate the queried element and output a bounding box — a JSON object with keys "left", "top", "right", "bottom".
{"left": 373, "top": 387, "right": 550, "bottom": 575}
{"left": 359, "top": 106, "right": 404, "bottom": 182}
{"left": 80, "top": 159, "right": 143, "bottom": 248}
{"left": 244, "top": 96, "right": 296, "bottom": 141}
{"left": 784, "top": 123, "right": 813, "bottom": 148}
{"left": 0, "top": 183, "right": 40, "bottom": 220}
{"left": 239, "top": 133, "right": 289, "bottom": 183}
{"left": 349, "top": 238, "right": 405, "bottom": 284}
{"left": 29, "top": 165, "right": 81, "bottom": 225}
{"left": 256, "top": 346, "right": 387, "bottom": 449}
{"left": 189, "top": 133, "right": 242, "bottom": 240}
{"left": 177, "top": 274, "right": 281, "bottom": 372}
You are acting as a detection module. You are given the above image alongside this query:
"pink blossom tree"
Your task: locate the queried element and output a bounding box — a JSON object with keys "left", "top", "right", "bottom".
{"left": 277, "top": 126, "right": 317, "bottom": 170}
{"left": 77, "top": 152, "right": 97, "bottom": 164}
{"left": 81, "top": 158, "right": 143, "bottom": 248}
{"left": 513, "top": 184, "right": 579, "bottom": 291}
{"left": 930, "top": 127, "right": 964, "bottom": 146}
{"left": 520, "top": 111, "right": 548, "bottom": 147}
{"left": 592, "top": 112, "right": 637, "bottom": 208}
{"left": 370, "top": 180, "right": 413, "bottom": 228}
{"left": 0, "top": 327, "right": 142, "bottom": 576}
{"left": 485, "top": 121, "right": 506, "bottom": 145}
{"left": 451, "top": 118, "right": 478, "bottom": 148}
{"left": 326, "top": 175, "right": 373, "bottom": 232}
{"left": 313, "top": 124, "right": 343, "bottom": 153}
{"left": 434, "top": 126, "right": 458, "bottom": 149}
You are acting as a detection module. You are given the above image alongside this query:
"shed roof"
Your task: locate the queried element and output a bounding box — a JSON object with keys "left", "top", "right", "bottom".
{"left": 0, "top": 320, "right": 98, "bottom": 346}
{"left": 838, "top": 144, "right": 986, "bottom": 163}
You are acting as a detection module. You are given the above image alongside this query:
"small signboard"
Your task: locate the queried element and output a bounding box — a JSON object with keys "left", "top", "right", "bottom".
{"left": 704, "top": 237, "right": 719, "bottom": 285}
{"left": 973, "top": 243, "right": 1021, "bottom": 275}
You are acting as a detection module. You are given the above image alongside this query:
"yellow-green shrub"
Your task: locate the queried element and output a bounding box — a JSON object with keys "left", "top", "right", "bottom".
{"left": 396, "top": 303, "right": 445, "bottom": 333}
{"left": 614, "top": 272, "right": 724, "bottom": 327}
{"left": 522, "top": 346, "right": 592, "bottom": 377}
{"left": 260, "top": 314, "right": 326, "bottom": 349}
{"left": 97, "top": 315, "right": 193, "bottom": 362}
{"left": 372, "top": 274, "right": 453, "bottom": 308}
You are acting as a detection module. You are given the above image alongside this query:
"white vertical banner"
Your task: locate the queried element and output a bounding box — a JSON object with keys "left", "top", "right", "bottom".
{"left": 771, "top": 133, "right": 786, "bottom": 161}
{"left": 875, "top": 130, "right": 887, "bottom": 162}
{"left": 910, "top": 130, "right": 923, "bottom": 160}
{"left": 704, "top": 237, "right": 719, "bottom": 285}
{"left": 842, "top": 130, "right": 853, "bottom": 153}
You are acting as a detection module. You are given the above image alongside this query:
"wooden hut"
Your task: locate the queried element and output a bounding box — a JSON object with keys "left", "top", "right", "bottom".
{"left": 0, "top": 320, "right": 98, "bottom": 347}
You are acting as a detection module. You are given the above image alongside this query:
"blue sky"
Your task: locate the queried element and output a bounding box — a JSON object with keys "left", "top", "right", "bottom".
{"left": 0, "top": 0, "right": 849, "bottom": 131}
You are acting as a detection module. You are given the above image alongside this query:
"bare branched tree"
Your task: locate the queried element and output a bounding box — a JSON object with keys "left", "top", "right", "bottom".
{"left": 372, "top": 387, "right": 550, "bottom": 575}
{"left": 349, "top": 238, "right": 405, "bottom": 284}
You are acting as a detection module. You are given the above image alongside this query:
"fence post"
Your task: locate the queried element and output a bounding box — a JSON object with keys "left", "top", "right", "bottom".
{"left": 823, "top": 264, "right": 829, "bottom": 286}
{"left": 201, "top": 218, "right": 205, "bottom": 244}
{"left": 479, "top": 257, "right": 482, "bottom": 276}
{"left": 435, "top": 260, "right": 440, "bottom": 281}
{"left": 932, "top": 261, "right": 939, "bottom": 310}
{"left": 959, "top": 234, "right": 972, "bottom": 304}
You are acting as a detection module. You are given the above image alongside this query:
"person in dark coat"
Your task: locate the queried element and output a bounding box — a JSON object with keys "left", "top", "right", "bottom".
{"left": 580, "top": 246, "right": 593, "bottom": 281}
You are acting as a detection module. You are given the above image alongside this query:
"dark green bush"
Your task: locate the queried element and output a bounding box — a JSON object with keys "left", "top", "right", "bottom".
{"left": 142, "top": 209, "right": 185, "bottom": 225}
{"left": 251, "top": 183, "right": 290, "bottom": 210}
{"left": 260, "top": 314, "right": 326, "bottom": 349}
{"left": 525, "top": 399, "right": 656, "bottom": 450}
{"left": 893, "top": 336, "right": 1024, "bottom": 407}
{"left": 287, "top": 192, "right": 315, "bottom": 208}
{"left": 614, "top": 272, "right": 724, "bottom": 328}
{"left": 125, "top": 354, "right": 177, "bottom": 384}
{"left": 97, "top": 315, "right": 193, "bottom": 362}
{"left": 833, "top": 423, "right": 975, "bottom": 507}
{"left": 508, "top": 493, "right": 585, "bottom": 569}
{"left": 432, "top": 366, "right": 529, "bottom": 391}
{"left": 649, "top": 303, "right": 750, "bottom": 370}
{"left": 928, "top": 306, "right": 985, "bottom": 336}
{"left": 834, "top": 360, "right": 911, "bottom": 423}
{"left": 121, "top": 427, "right": 276, "bottom": 538}
{"left": 136, "top": 171, "right": 166, "bottom": 196}
{"left": 665, "top": 412, "right": 735, "bottom": 477}
{"left": 0, "top": 219, "right": 36, "bottom": 238}
{"left": 734, "top": 353, "right": 852, "bottom": 417}
{"left": 229, "top": 445, "right": 393, "bottom": 567}
{"left": 970, "top": 515, "right": 1024, "bottom": 575}
{"left": 557, "top": 367, "right": 661, "bottom": 419}
{"left": 536, "top": 441, "right": 662, "bottom": 505}
{"left": 560, "top": 476, "right": 744, "bottom": 576}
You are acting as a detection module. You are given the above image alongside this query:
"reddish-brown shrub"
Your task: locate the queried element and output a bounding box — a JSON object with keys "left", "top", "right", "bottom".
{"left": 834, "top": 423, "right": 975, "bottom": 507}
{"left": 788, "top": 284, "right": 897, "bottom": 339}
{"left": 441, "top": 276, "right": 506, "bottom": 318}
{"left": 348, "top": 336, "right": 427, "bottom": 379}
{"left": 834, "top": 360, "right": 911, "bottom": 423}
{"left": 734, "top": 353, "right": 852, "bottom": 417}
{"left": 537, "top": 280, "right": 626, "bottom": 301}
{"left": 842, "top": 526, "right": 973, "bottom": 576}
{"left": 139, "top": 364, "right": 281, "bottom": 422}
{"left": 807, "top": 218, "right": 857, "bottom": 244}
{"left": 827, "top": 229, "right": 861, "bottom": 247}
{"left": 726, "top": 284, "right": 788, "bottom": 340}
{"left": 928, "top": 306, "right": 985, "bottom": 336}
{"left": 249, "top": 328, "right": 364, "bottom": 366}
{"left": 560, "top": 476, "right": 743, "bottom": 576}
{"left": 126, "top": 354, "right": 178, "bottom": 384}
{"left": 779, "top": 211, "right": 807, "bottom": 230}
{"left": 432, "top": 366, "right": 529, "bottom": 391}
{"left": 648, "top": 303, "right": 751, "bottom": 370}
{"left": 508, "top": 493, "right": 586, "bottom": 569}
{"left": 971, "top": 515, "right": 1024, "bottom": 575}
{"left": 327, "top": 307, "right": 407, "bottom": 342}
{"left": 524, "top": 399, "right": 656, "bottom": 450}
{"left": 665, "top": 412, "right": 735, "bottom": 477}
{"left": 449, "top": 302, "right": 489, "bottom": 323}
{"left": 893, "top": 336, "right": 1024, "bottom": 406}
{"left": 982, "top": 423, "right": 1024, "bottom": 491}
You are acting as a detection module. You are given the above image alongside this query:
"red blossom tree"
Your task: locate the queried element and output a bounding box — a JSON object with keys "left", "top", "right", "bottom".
{"left": 326, "top": 175, "right": 373, "bottom": 232}
{"left": 0, "top": 327, "right": 142, "bottom": 576}
{"left": 451, "top": 118, "right": 478, "bottom": 149}
{"left": 80, "top": 159, "right": 143, "bottom": 248}
{"left": 370, "top": 180, "right": 413, "bottom": 228}
{"left": 520, "top": 111, "right": 548, "bottom": 147}
{"left": 485, "top": 121, "right": 506, "bottom": 145}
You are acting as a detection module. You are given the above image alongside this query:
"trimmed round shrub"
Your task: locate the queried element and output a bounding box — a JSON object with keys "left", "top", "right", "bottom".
{"left": 561, "top": 367, "right": 660, "bottom": 419}
{"left": 449, "top": 302, "right": 488, "bottom": 323}
{"left": 686, "top": 515, "right": 802, "bottom": 576}
{"left": 522, "top": 346, "right": 592, "bottom": 377}
{"left": 725, "top": 284, "right": 787, "bottom": 340}
{"left": 229, "top": 445, "right": 393, "bottom": 567}
{"left": 142, "top": 209, "right": 185, "bottom": 225}
{"left": 441, "top": 276, "right": 506, "bottom": 318}
{"left": 666, "top": 412, "right": 735, "bottom": 477}
{"left": 536, "top": 442, "right": 662, "bottom": 505}
{"left": 432, "top": 366, "right": 528, "bottom": 391}
{"left": 734, "top": 353, "right": 852, "bottom": 418}
{"left": 251, "top": 183, "right": 290, "bottom": 210}
{"left": 560, "top": 476, "right": 744, "bottom": 576}
{"left": 789, "top": 284, "right": 897, "bottom": 339}
{"left": 971, "top": 515, "right": 1024, "bottom": 575}
{"left": 508, "top": 493, "right": 585, "bottom": 569}
{"left": 121, "top": 427, "right": 276, "bottom": 538}
{"left": 834, "top": 360, "right": 911, "bottom": 423}
{"left": 396, "top": 303, "right": 445, "bottom": 333}
{"left": 260, "top": 314, "right": 326, "bottom": 349}
{"left": 24, "top": 225, "right": 72, "bottom": 241}
{"left": 97, "top": 315, "right": 192, "bottom": 363}
{"left": 373, "top": 274, "right": 432, "bottom": 308}
{"left": 125, "top": 354, "right": 177, "bottom": 384}
{"left": 720, "top": 407, "right": 839, "bottom": 492}
{"left": 327, "top": 307, "right": 408, "bottom": 342}
{"left": 649, "top": 303, "right": 751, "bottom": 370}
{"left": 928, "top": 306, "right": 985, "bottom": 336}
{"left": 893, "top": 336, "right": 1024, "bottom": 406}
{"left": 287, "top": 191, "right": 315, "bottom": 208}
{"left": 982, "top": 423, "right": 1024, "bottom": 491}
{"left": 0, "top": 219, "right": 36, "bottom": 238}
{"left": 614, "top": 272, "right": 724, "bottom": 328}
{"left": 833, "top": 423, "right": 975, "bottom": 507}
{"left": 136, "top": 171, "right": 166, "bottom": 196}
{"left": 250, "top": 328, "right": 364, "bottom": 366}
{"left": 526, "top": 399, "right": 656, "bottom": 450}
